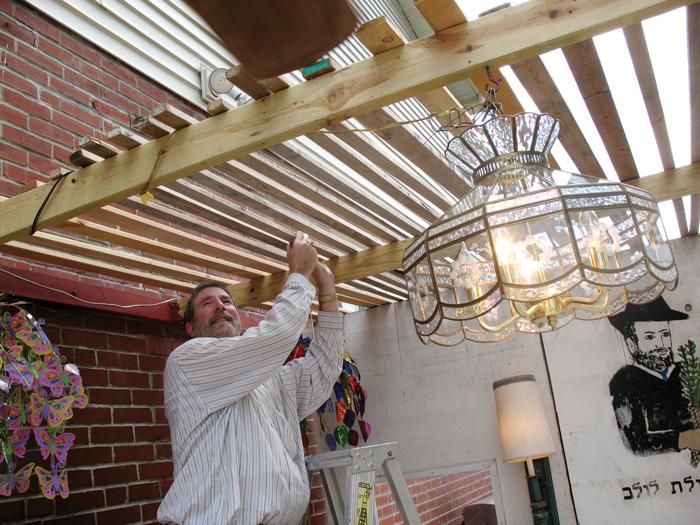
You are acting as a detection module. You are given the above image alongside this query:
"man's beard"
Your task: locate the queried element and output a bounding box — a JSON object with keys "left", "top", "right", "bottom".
{"left": 635, "top": 347, "right": 673, "bottom": 373}
{"left": 195, "top": 314, "right": 240, "bottom": 337}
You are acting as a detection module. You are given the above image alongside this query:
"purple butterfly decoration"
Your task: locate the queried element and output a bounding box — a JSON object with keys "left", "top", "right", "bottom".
{"left": 33, "top": 428, "right": 75, "bottom": 464}
{"left": 36, "top": 354, "right": 65, "bottom": 398}
{"left": 4, "top": 360, "right": 36, "bottom": 390}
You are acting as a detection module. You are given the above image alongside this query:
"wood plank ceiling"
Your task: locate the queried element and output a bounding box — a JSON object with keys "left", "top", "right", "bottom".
{"left": 0, "top": 0, "right": 698, "bottom": 315}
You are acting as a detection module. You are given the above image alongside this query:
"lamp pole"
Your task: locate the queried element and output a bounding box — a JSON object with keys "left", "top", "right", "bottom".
{"left": 526, "top": 458, "right": 550, "bottom": 525}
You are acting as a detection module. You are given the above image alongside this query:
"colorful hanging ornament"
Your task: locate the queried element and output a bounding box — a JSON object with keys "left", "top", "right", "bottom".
{"left": 0, "top": 302, "right": 88, "bottom": 499}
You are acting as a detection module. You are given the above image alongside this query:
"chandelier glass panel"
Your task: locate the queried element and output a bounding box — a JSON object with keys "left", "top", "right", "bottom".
{"left": 402, "top": 112, "right": 678, "bottom": 346}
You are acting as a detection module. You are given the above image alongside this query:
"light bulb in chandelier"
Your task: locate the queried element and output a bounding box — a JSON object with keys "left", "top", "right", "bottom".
{"left": 402, "top": 111, "right": 678, "bottom": 345}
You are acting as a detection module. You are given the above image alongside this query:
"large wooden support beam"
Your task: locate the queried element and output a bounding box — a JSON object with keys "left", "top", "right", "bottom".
{"left": 0, "top": 0, "right": 688, "bottom": 244}
{"left": 231, "top": 161, "right": 700, "bottom": 306}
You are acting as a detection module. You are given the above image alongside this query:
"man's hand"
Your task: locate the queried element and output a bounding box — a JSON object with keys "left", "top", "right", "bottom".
{"left": 288, "top": 231, "right": 318, "bottom": 277}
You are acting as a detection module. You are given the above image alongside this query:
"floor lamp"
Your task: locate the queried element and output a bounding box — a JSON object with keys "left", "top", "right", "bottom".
{"left": 493, "top": 375, "right": 557, "bottom": 524}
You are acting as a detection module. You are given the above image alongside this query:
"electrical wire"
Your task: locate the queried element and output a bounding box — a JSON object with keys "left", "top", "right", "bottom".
{"left": 0, "top": 267, "right": 179, "bottom": 309}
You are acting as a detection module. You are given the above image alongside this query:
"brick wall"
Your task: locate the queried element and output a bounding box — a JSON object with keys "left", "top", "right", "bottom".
{"left": 0, "top": 299, "right": 185, "bottom": 524}
{"left": 376, "top": 469, "right": 494, "bottom": 525}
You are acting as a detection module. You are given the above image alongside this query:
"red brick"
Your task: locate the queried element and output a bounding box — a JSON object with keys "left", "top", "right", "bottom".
{"left": 49, "top": 76, "right": 92, "bottom": 106}
{"left": 114, "top": 444, "right": 154, "bottom": 462}
{"left": 160, "top": 478, "right": 173, "bottom": 494}
{"left": 82, "top": 62, "right": 119, "bottom": 92}
{"left": 103, "top": 89, "right": 141, "bottom": 117}
{"left": 107, "top": 333, "right": 147, "bottom": 353}
{"left": 68, "top": 468, "right": 94, "bottom": 489}
{"left": 155, "top": 443, "right": 171, "bottom": 459}
{"left": 2, "top": 162, "right": 39, "bottom": 185}
{"left": 117, "top": 80, "right": 150, "bottom": 107}
{"left": 91, "top": 99, "right": 128, "bottom": 125}
{"left": 61, "top": 100, "right": 103, "bottom": 131}
{"left": 126, "top": 319, "right": 164, "bottom": 338}
{"left": 0, "top": 12, "right": 36, "bottom": 45}
{"left": 105, "top": 486, "right": 127, "bottom": 506}
{"left": 94, "top": 464, "right": 138, "bottom": 486}
{"left": 96, "top": 505, "right": 140, "bottom": 525}
{"left": 134, "top": 424, "right": 169, "bottom": 442}
{"left": 53, "top": 107, "right": 95, "bottom": 138}
{"left": 28, "top": 117, "right": 75, "bottom": 146}
{"left": 131, "top": 389, "right": 163, "bottom": 405}
{"left": 113, "top": 407, "right": 152, "bottom": 424}
{"left": 155, "top": 407, "right": 167, "bottom": 423}
{"left": 100, "top": 58, "right": 136, "bottom": 85}
{"left": 71, "top": 406, "right": 111, "bottom": 425}
{"left": 14, "top": 4, "right": 61, "bottom": 42}
{"left": 3, "top": 124, "right": 51, "bottom": 155}
{"left": 26, "top": 495, "right": 53, "bottom": 517}
{"left": 0, "top": 103, "right": 28, "bottom": 127}
{"left": 55, "top": 488, "right": 105, "bottom": 513}
{"left": 28, "top": 152, "right": 60, "bottom": 174}
{"left": 109, "top": 370, "right": 150, "bottom": 388}
{"left": 0, "top": 499, "right": 24, "bottom": 521}
{"left": 91, "top": 425, "right": 134, "bottom": 444}
{"left": 70, "top": 347, "right": 98, "bottom": 367}
{"left": 141, "top": 502, "right": 160, "bottom": 522}
{"left": 97, "top": 350, "right": 138, "bottom": 369}
{"left": 0, "top": 143, "right": 28, "bottom": 164}
{"left": 145, "top": 337, "right": 177, "bottom": 356}
{"left": 61, "top": 328, "right": 108, "bottom": 348}
{"left": 53, "top": 143, "right": 72, "bottom": 164}
{"left": 138, "top": 354, "right": 166, "bottom": 372}
{"left": 17, "top": 41, "right": 63, "bottom": 76}
{"left": 5, "top": 53, "right": 48, "bottom": 86}
{"left": 69, "top": 445, "right": 113, "bottom": 466}
{"left": 78, "top": 367, "right": 109, "bottom": 387}
{"left": 0, "top": 68, "right": 38, "bottom": 96}
{"left": 151, "top": 373, "right": 163, "bottom": 389}
{"left": 60, "top": 33, "right": 99, "bottom": 64}
{"left": 127, "top": 481, "right": 160, "bottom": 501}
{"left": 138, "top": 461, "right": 173, "bottom": 480}
{"left": 38, "top": 37, "right": 81, "bottom": 70}
{"left": 43, "top": 515, "right": 97, "bottom": 525}
{"left": 87, "top": 387, "right": 131, "bottom": 405}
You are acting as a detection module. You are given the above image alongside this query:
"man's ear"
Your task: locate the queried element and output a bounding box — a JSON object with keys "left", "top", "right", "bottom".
{"left": 185, "top": 322, "right": 195, "bottom": 337}
{"left": 625, "top": 337, "right": 636, "bottom": 356}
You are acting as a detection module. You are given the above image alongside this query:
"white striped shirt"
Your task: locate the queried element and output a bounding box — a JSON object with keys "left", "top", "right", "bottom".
{"left": 157, "top": 274, "right": 343, "bottom": 525}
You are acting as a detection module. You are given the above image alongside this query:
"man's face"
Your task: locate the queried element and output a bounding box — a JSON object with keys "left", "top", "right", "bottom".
{"left": 630, "top": 320, "right": 673, "bottom": 372}
{"left": 185, "top": 287, "right": 242, "bottom": 338}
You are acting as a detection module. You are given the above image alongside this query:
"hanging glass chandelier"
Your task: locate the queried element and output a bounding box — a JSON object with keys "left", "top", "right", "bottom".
{"left": 402, "top": 75, "right": 678, "bottom": 346}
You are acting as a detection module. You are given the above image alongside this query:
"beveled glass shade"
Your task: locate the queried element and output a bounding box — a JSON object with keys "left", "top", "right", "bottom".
{"left": 402, "top": 113, "right": 678, "bottom": 346}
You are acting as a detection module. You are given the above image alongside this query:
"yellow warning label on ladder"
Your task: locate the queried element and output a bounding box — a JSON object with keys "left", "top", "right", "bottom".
{"left": 354, "top": 481, "right": 373, "bottom": 525}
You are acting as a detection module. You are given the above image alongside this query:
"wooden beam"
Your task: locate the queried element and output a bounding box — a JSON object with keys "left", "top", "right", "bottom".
{"left": 511, "top": 57, "right": 605, "bottom": 177}
{"left": 623, "top": 22, "right": 687, "bottom": 235}
{"left": 355, "top": 17, "right": 406, "bottom": 54}
{"left": 626, "top": 162, "right": 700, "bottom": 201}
{"left": 0, "top": 0, "right": 688, "bottom": 243}
{"left": 414, "top": 0, "right": 466, "bottom": 32}
{"left": 563, "top": 39, "right": 639, "bottom": 181}
{"left": 226, "top": 65, "right": 271, "bottom": 100}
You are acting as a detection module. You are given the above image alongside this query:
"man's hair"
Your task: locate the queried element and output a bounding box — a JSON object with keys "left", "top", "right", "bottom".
{"left": 608, "top": 296, "right": 687, "bottom": 344}
{"left": 182, "top": 281, "right": 234, "bottom": 325}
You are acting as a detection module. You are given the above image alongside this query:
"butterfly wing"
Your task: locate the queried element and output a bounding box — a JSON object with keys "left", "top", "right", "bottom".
{"left": 52, "top": 432, "right": 75, "bottom": 464}
{"left": 0, "top": 473, "right": 10, "bottom": 496}
{"left": 34, "top": 465, "right": 56, "bottom": 499}
{"left": 14, "top": 462, "right": 35, "bottom": 494}
{"left": 57, "top": 467, "right": 69, "bottom": 499}
{"left": 4, "top": 361, "right": 35, "bottom": 390}
{"left": 71, "top": 394, "right": 88, "bottom": 409}
{"left": 47, "top": 396, "right": 75, "bottom": 427}
{"left": 36, "top": 359, "right": 64, "bottom": 398}
{"left": 32, "top": 427, "right": 52, "bottom": 460}
{"left": 27, "top": 392, "right": 47, "bottom": 427}
{"left": 2, "top": 339, "right": 22, "bottom": 359}
{"left": 10, "top": 428, "right": 30, "bottom": 458}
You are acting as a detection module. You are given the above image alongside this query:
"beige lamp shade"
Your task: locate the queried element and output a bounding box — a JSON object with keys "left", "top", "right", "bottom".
{"left": 493, "top": 375, "right": 556, "bottom": 463}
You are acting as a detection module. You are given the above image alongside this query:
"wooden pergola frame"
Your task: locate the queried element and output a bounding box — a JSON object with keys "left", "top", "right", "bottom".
{"left": 0, "top": 0, "right": 697, "bottom": 308}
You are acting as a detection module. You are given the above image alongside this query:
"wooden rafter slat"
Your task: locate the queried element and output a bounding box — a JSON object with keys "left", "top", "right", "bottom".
{"left": 689, "top": 2, "right": 699, "bottom": 234}
{"left": 562, "top": 39, "right": 639, "bottom": 181}
{"left": 83, "top": 203, "right": 286, "bottom": 274}
{"left": 355, "top": 109, "right": 467, "bottom": 200}
{"left": 414, "top": 0, "right": 466, "bottom": 32}
{"left": 241, "top": 152, "right": 406, "bottom": 242}
{"left": 623, "top": 22, "right": 687, "bottom": 235}
{"left": 106, "top": 127, "right": 147, "bottom": 149}
{"left": 1, "top": 242, "right": 196, "bottom": 293}
{"left": 207, "top": 99, "right": 234, "bottom": 116}
{"left": 626, "top": 162, "right": 700, "bottom": 201}
{"left": 0, "top": 0, "right": 688, "bottom": 244}
{"left": 151, "top": 104, "right": 198, "bottom": 129}
{"left": 69, "top": 149, "right": 101, "bottom": 168}
{"left": 226, "top": 65, "right": 271, "bottom": 100}
{"left": 133, "top": 116, "right": 174, "bottom": 139}
{"left": 511, "top": 57, "right": 605, "bottom": 177}
{"left": 266, "top": 143, "right": 425, "bottom": 236}
{"left": 54, "top": 217, "right": 267, "bottom": 280}
{"left": 187, "top": 170, "right": 363, "bottom": 254}
{"left": 79, "top": 138, "right": 120, "bottom": 159}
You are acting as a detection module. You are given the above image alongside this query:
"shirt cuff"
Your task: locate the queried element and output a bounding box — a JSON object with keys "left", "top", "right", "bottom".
{"left": 317, "top": 311, "right": 343, "bottom": 329}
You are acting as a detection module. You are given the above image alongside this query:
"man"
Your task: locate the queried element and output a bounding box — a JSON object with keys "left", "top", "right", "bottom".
{"left": 608, "top": 297, "right": 698, "bottom": 455}
{"left": 158, "top": 231, "right": 343, "bottom": 525}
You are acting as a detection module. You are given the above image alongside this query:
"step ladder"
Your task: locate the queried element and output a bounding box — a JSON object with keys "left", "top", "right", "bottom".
{"left": 305, "top": 442, "right": 421, "bottom": 525}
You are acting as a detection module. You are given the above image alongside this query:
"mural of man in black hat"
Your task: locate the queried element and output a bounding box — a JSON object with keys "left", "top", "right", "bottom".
{"left": 608, "top": 296, "right": 700, "bottom": 456}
